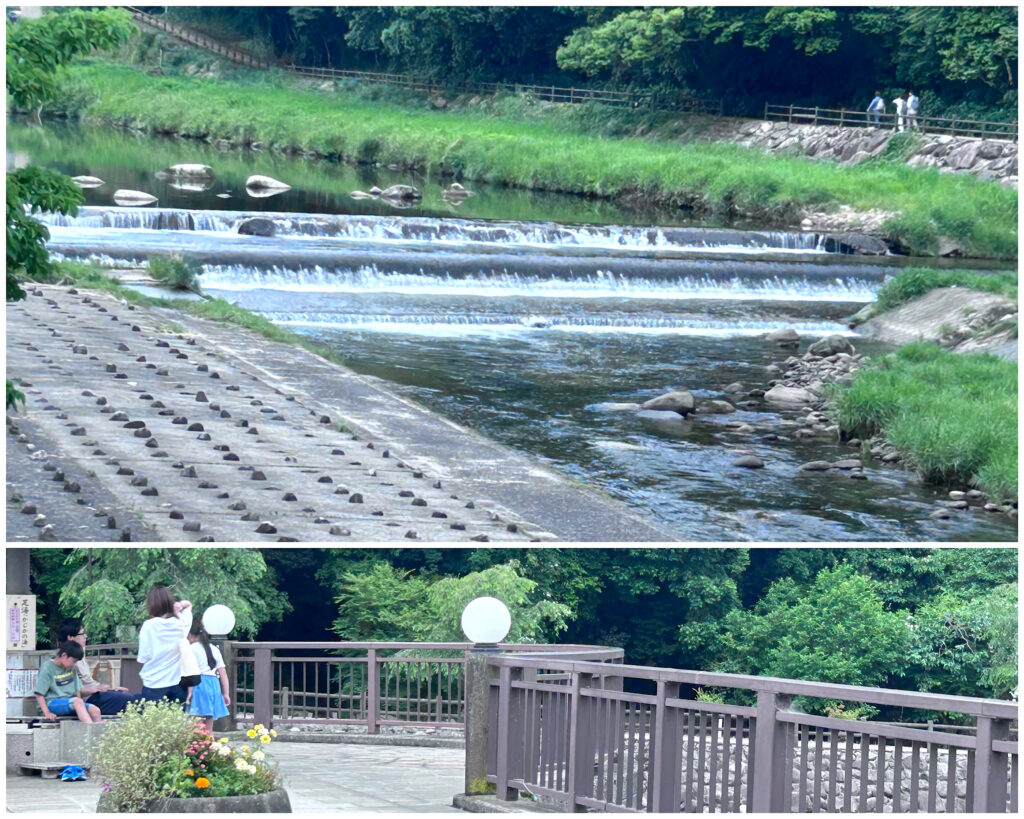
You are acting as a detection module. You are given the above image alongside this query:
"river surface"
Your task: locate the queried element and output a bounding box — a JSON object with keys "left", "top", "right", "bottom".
{"left": 9, "top": 119, "right": 1016, "bottom": 542}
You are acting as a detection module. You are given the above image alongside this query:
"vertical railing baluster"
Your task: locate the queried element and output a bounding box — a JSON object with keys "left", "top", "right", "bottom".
{"left": 812, "top": 727, "right": 824, "bottom": 811}
{"left": 708, "top": 712, "right": 720, "bottom": 811}
{"left": 684, "top": 709, "right": 696, "bottom": 810}
{"left": 859, "top": 734, "right": 870, "bottom": 811}
{"left": 946, "top": 747, "right": 957, "bottom": 813}
{"left": 828, "top": 727, "right": 839, "bottom": 812}
{"left": 973, "top": 716, "right": 1011, "bottom": 812}
{"left": 876, "top": 737, "right": 886, "bottom": 813}
{"left": 926, "top": 743, "right": 938, "bottom": 813}
{"left": 651, "top": 680, "right": 683, "bottom": 812}
{"left": 843, "top": 731, "right": 854, "bottom": 812}
{"left": 367, "top": 649, "right": 378, "bottom": 733}
{"left": 893, "top": 739, "right": 904, "bottom": 813}
{"left": 910, "top": 742, "right": 921, "bottom": 812}
{"left": 253, "top": 647, "right": 272, "bottom": 727}
{"left": 798, "top": 724, "right": 809, "bottom": 811}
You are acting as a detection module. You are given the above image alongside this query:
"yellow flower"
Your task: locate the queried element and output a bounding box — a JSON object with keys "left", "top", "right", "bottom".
{"left": 184, "top": 769, "right": 194, "bottom": 777}
{"left": 195, "top": 778, "right": 211, "bottom": 789}
{"left": 240, "top": 745, "right": 249, "bottom": 752}
{"left": 259, "top": 734, "right": 271, "bottom": 744}
{"left": 253, "top": 724, "right": 264, "bottom": 732}
{"left": 247, "top": 729, "right": 257, "bottom": 738}
{"left": 218, "top": 737, "right": 229, "bottom": 744}
{"left": 270, "top": 729, "right": 278, "bottom": 738}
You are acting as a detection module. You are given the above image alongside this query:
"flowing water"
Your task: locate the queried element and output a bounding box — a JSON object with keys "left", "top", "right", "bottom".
{"left": 9, "top": 120, "right": 1017, "bottom": 542}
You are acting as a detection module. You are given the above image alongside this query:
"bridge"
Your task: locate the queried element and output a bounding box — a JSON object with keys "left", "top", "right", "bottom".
{"left": 8, "top": 641, "right": 1017, "bottom": 813}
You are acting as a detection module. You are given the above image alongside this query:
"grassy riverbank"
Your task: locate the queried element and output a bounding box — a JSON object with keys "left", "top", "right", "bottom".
{"left": 832, "top": 343, "right": 1017, "bottom": 500}
{"left": 45, "top": 60, "right": 1019, "bottom": 258}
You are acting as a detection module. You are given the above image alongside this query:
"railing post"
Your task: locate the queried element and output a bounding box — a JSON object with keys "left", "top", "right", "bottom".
{"left": 366, "top": 648, "right": 379, "bottom": 734}
{"left": 495, "top": 665, "right": 523, "bottom": 801}
{"left": 751, "top": 689, "right": 792, "bottom": 812}
{"left": 253, "top": 647, "right": 273, "bottom": 728}
{"left": 464, "top": 648, "right": 501, "bottom": 796}
{"left": 972, "top": 716, "right": 1010, "bottom": 812}
{"left": 651, "top": 680, "right": 683, "bottom": 812}
{"left": 566, "top": 670, "right": 594, "bottom": 812}
{"left": 217, "top": 640, "right": 237, "bottom": 731}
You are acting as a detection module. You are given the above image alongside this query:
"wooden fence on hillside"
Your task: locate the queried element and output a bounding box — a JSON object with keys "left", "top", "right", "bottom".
{"left": 764, "top": 103, "right": 1017, "bottom": 141}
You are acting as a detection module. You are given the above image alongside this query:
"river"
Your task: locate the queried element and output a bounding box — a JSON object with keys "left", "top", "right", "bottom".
{"left": 8, "top": 119, "right": 1016, "bottom": 541}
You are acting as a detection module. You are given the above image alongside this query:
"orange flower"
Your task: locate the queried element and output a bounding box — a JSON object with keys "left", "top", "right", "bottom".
{"left": 195, "top": 778, "right": 211, "bottom": 789}
{"left": 185, "top": 769, "right": 194, "bottom": 777}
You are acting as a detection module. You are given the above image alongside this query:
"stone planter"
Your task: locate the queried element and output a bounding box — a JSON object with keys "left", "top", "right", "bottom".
{"left": 98, "top": 788, "right": 291, "bottom": 813}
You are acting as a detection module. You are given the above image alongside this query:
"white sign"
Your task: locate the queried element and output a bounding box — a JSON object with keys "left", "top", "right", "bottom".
{"left": 6, "top": 669, "right": 37, "bottom": 698}
{"left": 6, "top": 595, "right": 35, "bottom": 651}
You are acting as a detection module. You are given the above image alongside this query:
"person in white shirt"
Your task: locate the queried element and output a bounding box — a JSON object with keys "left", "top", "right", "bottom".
{"left": 893, "top": 93, "right": 908, "bottom": 132}
{"left": 184, "top": 619, "right": 231, "bottom": 734}
{"left": 906, "top": 91, "right": 919, "bottom": 130}
{"left": 137, "top": 585, "right": 192, "bottom": 703}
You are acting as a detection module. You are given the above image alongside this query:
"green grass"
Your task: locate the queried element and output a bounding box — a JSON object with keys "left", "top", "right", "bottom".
{"left": 831, "top": 342, "right": 1018, "bottom": 500}
{"left": 147, "top": 254, "right": 199, "bottom": 291}
{"left": 43, "top": 60, "right": 1020, "bottom": 258}
{"left": 872, "top": 267, "right": 1018, "bottom": 314}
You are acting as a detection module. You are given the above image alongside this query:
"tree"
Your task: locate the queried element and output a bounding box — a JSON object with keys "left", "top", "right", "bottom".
{"left": 716, "top": 565, "right": 911, "bottom": 693}
{"left": 58, "top": 548, "right": 290, "bottom": 642}
{"left": 6, "top": 8, "right": 135, "bottom": 406}
{"left": 907, "top": 583, "right": 1018, "bottom": 700}
{"left": 329, "top": 560, "right": 571, "bottom": 644}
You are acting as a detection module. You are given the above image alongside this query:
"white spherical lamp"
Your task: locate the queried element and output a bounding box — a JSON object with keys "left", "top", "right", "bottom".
{"left": 202, "top": 604, "right": 236, "bottom": 636}
{"left": 461, "top": 596, "right": 511, "bottom": 646}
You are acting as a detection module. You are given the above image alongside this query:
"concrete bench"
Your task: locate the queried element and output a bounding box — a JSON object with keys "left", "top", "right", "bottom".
{"left": 6, "top": 719, "right": 114, "bottom": 775}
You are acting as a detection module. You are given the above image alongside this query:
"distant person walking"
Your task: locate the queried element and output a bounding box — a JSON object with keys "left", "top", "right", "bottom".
{"left": 893, "top": 92, "right": 908, "bottom": 131}
{"left": 184, "top": 619, "right": 230, "bottom": 735}
{"left": 867, "top": 91, "right": 885, "bottom": 127}
{"left": 906, "top": 91, "right": 919, "bottom": 130}
{"left": 137, "top": 585, "right": 192, "bottom": 704}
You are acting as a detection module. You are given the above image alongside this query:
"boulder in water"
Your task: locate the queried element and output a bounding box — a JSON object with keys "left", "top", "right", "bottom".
{"left": 112, "top": 189, "right": 158, "bottom": 207}
{"left": 246, "top": 174, "right": 291, "bottom": 190}
{"left": 237, "top": 218, "right": 276, "bottom": 237}
{"left": 764, "top": 385, "right": 817, "bottom": 408}
{"left": 807, "top": 335, "right": 855, "bottom": 356}
{"left": 169, "top": 179, "right": 215, "bottom": 193}
{"left": 72, "top": 175, "right": 105, "bottom": 188}
{"left": 156, "top": 163, "right": 215, "bottom": 180}
{"left": 349, "top": 190, "right": 378, "bottom": 199}
{"left": 442, "top": 182, "right": 474, "bottom": 199}
{"left": 732, "top": 455, "right": 765, "bottom": 469}
{"left": 697, "top": 399, "right": 736, "bottom": 414}
{"left": 641, "top": 389, "right": 695, "bottom": 416}
{"left": 765, "top": 327, "right": 800, "bottom": 347}
{"left": 380, "top": 184, "right": 421, "bottom": 201}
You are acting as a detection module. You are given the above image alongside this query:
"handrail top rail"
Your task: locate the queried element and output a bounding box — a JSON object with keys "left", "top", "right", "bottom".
{"left": 39, "top": 640, "right": 620, "bottom": 654}
{"left": 486, "top": 655, "right": 1019, "bottom": 720}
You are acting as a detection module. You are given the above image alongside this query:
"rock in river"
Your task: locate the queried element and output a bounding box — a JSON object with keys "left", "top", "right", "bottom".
{"left": 237, "top": 217, "right": 276, "bottom": 237}
{"left": 72, "top": 175, "right": 105, "bottom": 188}
{"left": 641, "top": 389, "right": 695, "bottom": 416}
{"left": 765, "top": 327, "right": 800, "bottom": 347}
{"left": 807, "top": 335, "right": 855, "bottom": 356}
{"left": 732, "top": 455, "right": 765, "bottom": 469}
{"left": 764, "top": 385, "right": 818, "bottom": 408}
{"left": 113, "top": 189, "right": 158, "bottom": 206}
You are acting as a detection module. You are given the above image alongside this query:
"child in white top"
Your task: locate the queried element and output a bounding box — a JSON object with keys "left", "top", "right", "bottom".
{"left": 185, "top": 619, "right": 230, "bottom": 734}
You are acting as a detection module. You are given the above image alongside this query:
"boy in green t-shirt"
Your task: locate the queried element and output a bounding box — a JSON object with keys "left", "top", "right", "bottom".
{"left": 33, "top": 641, "right": 103, "bottom": 723}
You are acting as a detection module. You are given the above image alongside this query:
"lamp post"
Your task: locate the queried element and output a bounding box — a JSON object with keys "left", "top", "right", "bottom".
{"left": 461, "top": 597, "right": 511, "bottom": 798}
{"left": 202, "top": 605, "right": 236, "bottom": 731}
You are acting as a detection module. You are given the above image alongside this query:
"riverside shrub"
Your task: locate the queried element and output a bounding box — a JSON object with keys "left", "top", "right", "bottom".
{"left": 871, "top": 267, "right": 1018, "bottom": 313}
{"left": 832, "top": 342, "right": 1017, "bottom": 499}
{"left": 93, "top": 700, "right": 197, "bottom": 812}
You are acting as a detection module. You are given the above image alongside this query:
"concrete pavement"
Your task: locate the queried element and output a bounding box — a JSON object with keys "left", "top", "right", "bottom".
{"left": 7, "top": 284, "right": 677, "bottom": 542}
{"left": 5, "top": 741, "right": 466, "bottom": 813}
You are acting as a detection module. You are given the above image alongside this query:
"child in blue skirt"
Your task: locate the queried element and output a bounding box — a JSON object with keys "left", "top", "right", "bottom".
{"left": 185, "top": 619, "right": 230, "bottom": 734}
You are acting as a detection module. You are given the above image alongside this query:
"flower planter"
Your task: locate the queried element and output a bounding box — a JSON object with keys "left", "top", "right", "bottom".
{"left": 98, "top": 788, "right": 291, "bottom": 813}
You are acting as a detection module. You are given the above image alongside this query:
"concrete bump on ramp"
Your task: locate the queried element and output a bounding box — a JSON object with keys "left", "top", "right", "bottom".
{"left": 6, "top": 285, "right": 677, "bottom": 542}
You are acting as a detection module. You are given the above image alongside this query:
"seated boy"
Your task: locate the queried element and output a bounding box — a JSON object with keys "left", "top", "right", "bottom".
{"left": 33, "top": 641, "right": 103, "bottom": 723}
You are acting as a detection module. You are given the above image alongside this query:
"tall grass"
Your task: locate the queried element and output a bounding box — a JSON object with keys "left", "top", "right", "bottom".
{"left": 871, "top": 268, "right": 1018, "bottom": 314}
{"left": 48, "top": 61, "right": 1019, "bottom": 257}
{"left": 832, "top": 343, "right": 1018, "bottom": 499}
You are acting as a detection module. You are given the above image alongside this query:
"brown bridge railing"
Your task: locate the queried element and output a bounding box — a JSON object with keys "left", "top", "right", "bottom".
{"left": 764, "top": 103, "right": 1018, "bottom": 141}
{"left": 484, "top": 653, "right": 1019, "bottom": 813}
{"left": 127, "top": 7, "right": 272, "bottom": 69}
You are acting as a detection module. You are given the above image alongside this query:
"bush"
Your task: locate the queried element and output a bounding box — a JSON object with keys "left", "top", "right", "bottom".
{"left": 93, "top": 700, "right": 198, "bottom": 812}
{"left": 148, "top": 254, "right": 200, "bottom": 291}
{"left": 832, "top": 342, "right": 1017, "bottom": 498}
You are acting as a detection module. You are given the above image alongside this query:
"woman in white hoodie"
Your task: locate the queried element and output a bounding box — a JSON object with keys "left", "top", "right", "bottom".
{"left": 137, "top": 585, "right": 192, "bottom": 703}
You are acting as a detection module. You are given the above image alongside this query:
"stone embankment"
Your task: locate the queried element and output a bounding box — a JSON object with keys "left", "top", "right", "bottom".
{"left": 731, "top": 120, "right": 1018, "bottom": 187}
{"left": 6, "top": 285, "right": 676, "bottom": 543}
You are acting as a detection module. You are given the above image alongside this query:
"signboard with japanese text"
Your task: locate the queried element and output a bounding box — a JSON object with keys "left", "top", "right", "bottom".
{"left": 7, "top": 594, "right": 36, "bottom": 651}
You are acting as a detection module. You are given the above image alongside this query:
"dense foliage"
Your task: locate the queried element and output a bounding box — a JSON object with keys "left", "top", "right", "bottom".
{"left": 30, "top": 548, "right": 1016, "bottom": 707}
{"left": 161, "top": 6, "right": 1017, "bottom": 119}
